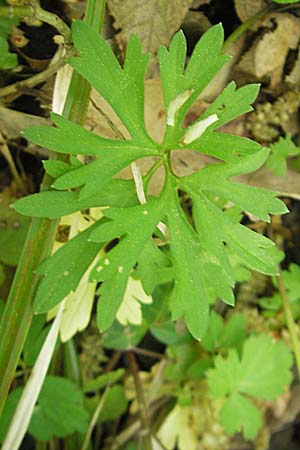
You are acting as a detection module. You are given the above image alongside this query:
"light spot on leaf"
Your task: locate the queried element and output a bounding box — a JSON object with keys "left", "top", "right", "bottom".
{"left": 183, "top": 114, "right": 219, "bottom": 144}
{"left": 167, "top": 90, "right": 194, "bottom": 127}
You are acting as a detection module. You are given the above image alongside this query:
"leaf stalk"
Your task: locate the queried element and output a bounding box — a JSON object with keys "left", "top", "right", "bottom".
{"left": 126, "top": 351, "right": 153, "bottom": 450}
{"left": 277, "top": 267, "right": 300, "bottom": 381}
{"left": 0, "top": 0, "right": 107, "bottom": 416}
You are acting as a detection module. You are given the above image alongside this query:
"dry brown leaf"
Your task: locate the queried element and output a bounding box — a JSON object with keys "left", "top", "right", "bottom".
{"left": 181, "top": 11, "right": 211, "bottom": 42}
{"left": 0, "top": 106, "right": 50, "bottom": 140}
{"left": 286, "top": 46, "right": 300, "bottom": 86}
{"left": 234, "top": 0, "right": 268, "bottom": 23}
{"left": 238, "top": 166, "right": 300, "bottom": 201}
{"left": 191, "top": 0, "right": 212, "bottom": 7}
{"left": 87, "top": 80, "right": 166, "bottom": 143}
{"left": 237, "top": 13, "right": 300, "bottom": 87}
{"left": 107, "top": 0, "right": 193, "bottom": 77}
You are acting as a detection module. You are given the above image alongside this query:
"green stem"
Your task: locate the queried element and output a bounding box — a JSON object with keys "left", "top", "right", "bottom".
{"left": 223, "top": 3, "right": 300, "bottom": 52}
{"left": 63, "top": 339, "right": 81, "bottom": 386}
{"left": 144, "top": 158, "right": 164, "bottom": 193}
{"left": 0, "top": 132, "right": 26, "bottom": 191}
{"left": 34, "top": 4, "right": 72, "bottom": 44}
{"left": 0, "top": 0, "right": 106, "bottom": 416}
{"left": 0, "top": 2, "right": 72, "bottom": 44}
{"left": 0, "top": 218, "right": 58, "bottom": 416}
{"left": 0, "top": 46, "right": 66, "bottom": 99}
{"left": 0, "top": 5, "right": 33, "bottom": 18}
{"left": 80, "top": 386, "right": 110, "bottom": 450}
{"left": 223, "top": 7, "right": 270, "bottom": 52}
{"left": 126, "top": 351, "right": 153, "bottom": 450}
{"left": 277, "top": 267, "right": 300, "bottom": 381}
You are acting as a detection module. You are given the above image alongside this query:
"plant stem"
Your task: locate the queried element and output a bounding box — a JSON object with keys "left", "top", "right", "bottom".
{"left": 222, "top": 7, "right": 270, "bottom": 52}
{"left": 132, "top": 347, "right": 166, "bottom": 361}
{"left": 0, "top": 132, "right": 26, "bottom": 191}
{"left": 0, "top": 217, "right": 58, "bottom": 416}
{"left": 63, "top": 339, "right": 81, "bottom": 386}
{"left": 277, "top": 267, "right": 300, "bottom": 381}
{"left": 0, "top": 2, "right": 72, "bottom": 44}
{"left": 0, "top": 5, "right": 33, "bottom": 19}
{"left": 126, "top": 351, "right": 153, "bottom": 450}
{"left": 80, "top": 386, "right": 110, "bottom": 450}
{"left": 0, "top": 0, "right": 106, "bottom": 416}
{"left": 111, "top": 397, "right": 171, "bottom": 450}
{"left": 0, "top": 46, "right": 65, "bottom": 99}
{"left": 223, "top": 3, "right": 300, "bottom": 52}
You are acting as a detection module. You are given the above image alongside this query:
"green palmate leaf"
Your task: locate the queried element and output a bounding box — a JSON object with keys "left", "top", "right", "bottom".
{"left": 34, "top": 222, "right": 103, "bottom": 313}
{"left": 267, "top": 134, "right": 300, "bottom": 176}
{"left": 16, "top": 21, "right": 288, "bottom": 340}
{"left": 0, "top": 377, "right": 89, "bottom": 442}
{"left": 29, "top": 376, "right": 89, "bottom": 440}
{"left": 207, "top": 335, "right": 292, "bottom": 439}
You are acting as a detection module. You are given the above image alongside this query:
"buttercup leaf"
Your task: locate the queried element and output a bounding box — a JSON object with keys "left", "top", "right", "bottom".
{"left": 16, "top": 22, "right": 287, "bottom": 340}
{"left": 207, "top": 335, "right": 292, "bottom": 438}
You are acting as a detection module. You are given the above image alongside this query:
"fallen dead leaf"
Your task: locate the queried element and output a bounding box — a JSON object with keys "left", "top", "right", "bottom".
{"left": 87, "top": 80, "right": 166, "bottom": 143}
{"left": 191, "top": 0, "right": 212, "bottom": 6}
{"left": 234, "top": 0, "right": 268, "bottom": 24}
{"left": 107, "top": 0, "right": 193, "bottom": 77}
{"left": 0, "top": 106, "right": 50, "bottom": 140}
{"left": 286, "top": 46, "right": 300, "bottom": 86}
{"left": 236, "top": 13, "right": 300, "bottom": 88}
